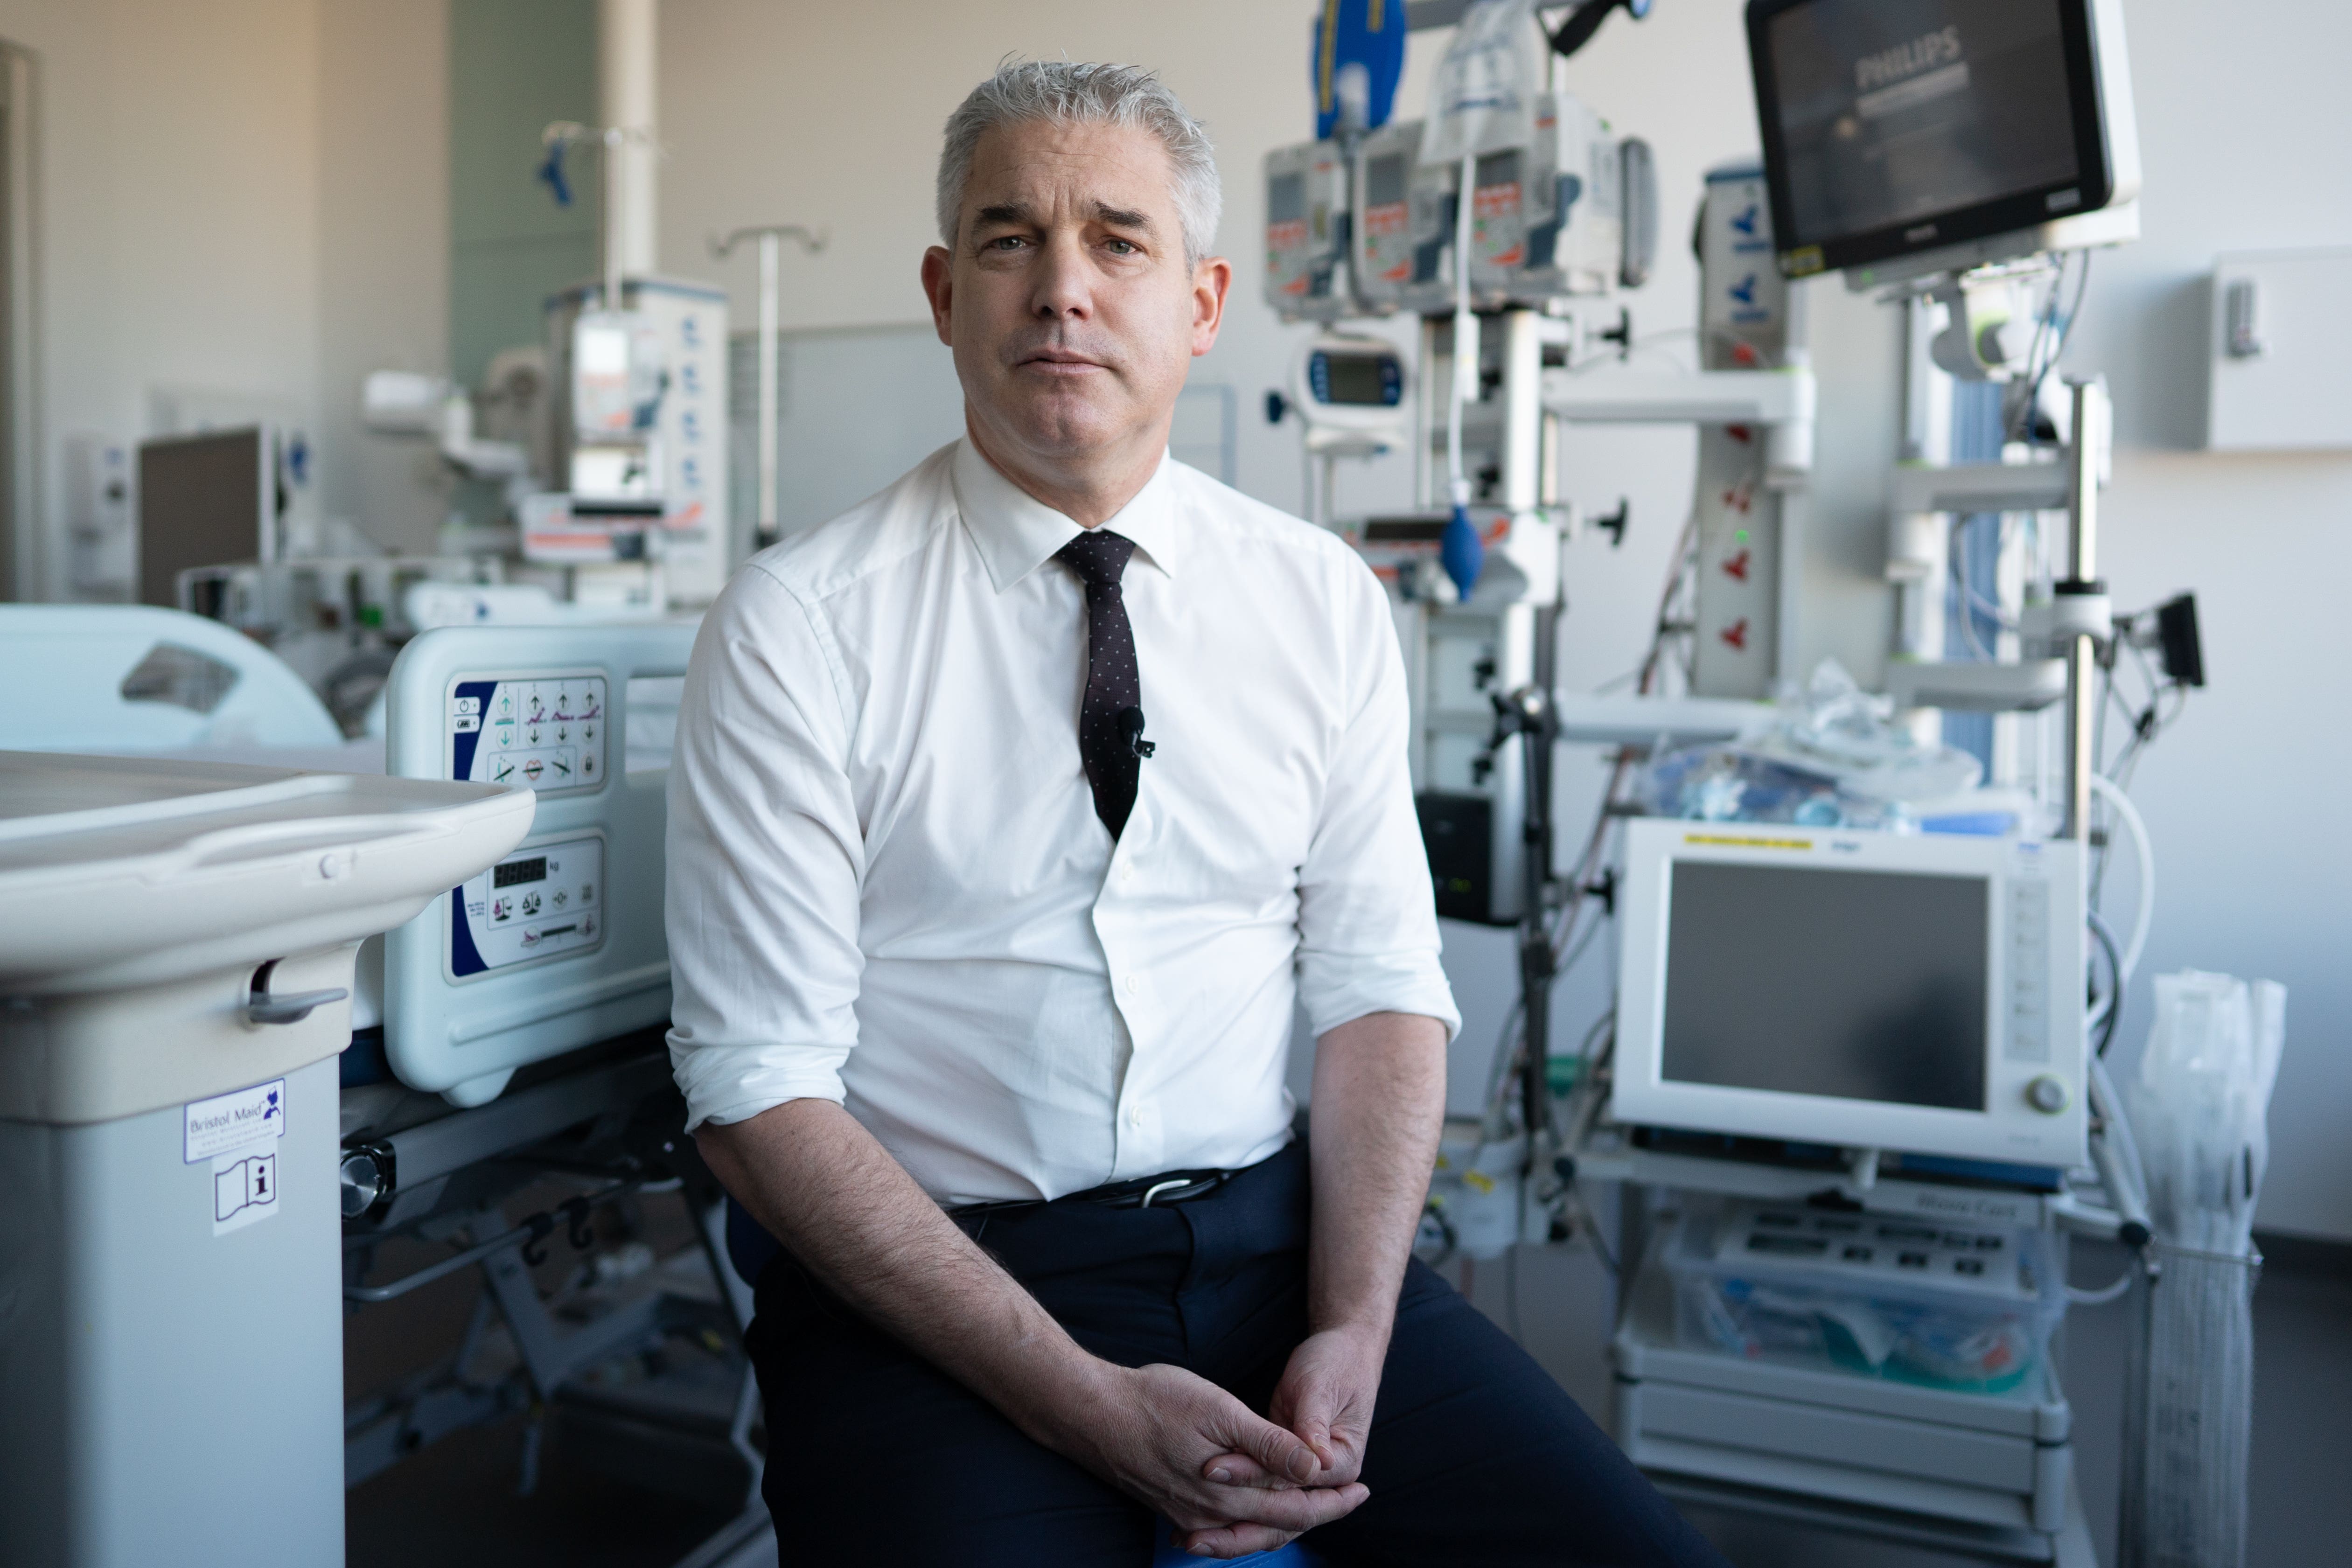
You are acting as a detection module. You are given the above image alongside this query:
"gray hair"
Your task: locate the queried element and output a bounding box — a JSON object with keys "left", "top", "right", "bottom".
{"left": 936, "top": 60, "right": 1222, "bottom": 267}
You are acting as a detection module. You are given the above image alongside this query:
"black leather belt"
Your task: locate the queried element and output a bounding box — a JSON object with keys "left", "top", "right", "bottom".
{"left": 949, "top": 1167, "right": 1232, "bottom": 1221}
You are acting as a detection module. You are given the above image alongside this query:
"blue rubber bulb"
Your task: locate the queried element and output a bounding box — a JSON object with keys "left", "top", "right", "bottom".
{"left": 1440, "top": 503, "right": 1485, "bottom": 599}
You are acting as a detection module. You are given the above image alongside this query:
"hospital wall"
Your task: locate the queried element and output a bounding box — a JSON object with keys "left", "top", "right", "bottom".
{"left": 0, "top": 0, "right": 325, "bottom": 597}
{"left": 315, "top": 2, "right": 449, "bottom": 558}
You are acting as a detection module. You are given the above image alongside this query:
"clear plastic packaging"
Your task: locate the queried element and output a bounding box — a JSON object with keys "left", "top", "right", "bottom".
{"left": 1639, "top": 659, "right": 1989, "bottom": 830}
{"left": 2113, "top": 970, "right": 2283, "bottom": 1568}
{"left": 2121, "top": 1242, "right": 2261, "bottom": 1568}
{"left": 1664, "top": 1203, "right": 2064, "bottom": 1394}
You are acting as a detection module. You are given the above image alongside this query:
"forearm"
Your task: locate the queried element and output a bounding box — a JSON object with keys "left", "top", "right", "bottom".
{"left": 696, "top": 1098, "right": 1109, "bottom": 1446}
{"left": 1305, "top": 1011, "right": 1449, "bottom": 1342}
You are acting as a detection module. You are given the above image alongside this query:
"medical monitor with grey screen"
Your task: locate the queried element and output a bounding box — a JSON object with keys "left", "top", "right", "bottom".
{"left": 1661, "top": 860, "right": 1989, "bottom": 1113}
{"left": 1753, "top": 0, "right": 2085, "bottom": 270}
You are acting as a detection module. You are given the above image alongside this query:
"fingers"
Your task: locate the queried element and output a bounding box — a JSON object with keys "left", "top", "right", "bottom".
{"left": 1250, "top": 1480, "right": 1369, "bottom": 1533}
{"left": 1176, "top": 1523, "right": 1298, "bottom": 1559}
{"left": 1177, "top": 1481, "right": 1370, "bottom": 1542}
{"left": 1294, "top": 1411, "right": 1335, "bottom": 1470}
{"left": 1269, "top": 1335, "right": 1381, "bottom": 1486}
{"left": 1203, "top": 1398, "right": 1321, "bottom": 1485}
{"left": 1200, "top": 1450, "right": 1280, "bottom": 1488}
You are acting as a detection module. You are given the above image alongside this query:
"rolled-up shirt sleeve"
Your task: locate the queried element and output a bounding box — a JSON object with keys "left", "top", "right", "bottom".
{"left": 665, "top": 566, "right": 865, "bottom": 1130}
{"left": 1293, "top": 559, "right": 1461, "bottom": 1043}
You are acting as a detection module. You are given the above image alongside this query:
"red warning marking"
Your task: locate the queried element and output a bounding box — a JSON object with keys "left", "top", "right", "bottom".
{"left": 1722, "top": 549, "right": 1751, "bottom": 582}
{"left": 1720, "top": 618, "right": 1750, "bottom": 652}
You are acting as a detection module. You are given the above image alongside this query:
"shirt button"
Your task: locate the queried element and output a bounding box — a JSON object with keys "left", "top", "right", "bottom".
{"left": 1125, "top": 1107, "right": 1143, "bottom": 1127}
{"left": 1120, "top": 864, "right": 1134, "bottom": 884}
{"left": 1122, "top": 975, "right": 1139, "bottom": 995}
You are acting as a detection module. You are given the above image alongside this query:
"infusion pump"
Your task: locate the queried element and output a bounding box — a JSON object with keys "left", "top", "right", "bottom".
{"left": 1264, "top": 91, "right": 1654, "bottom": 321}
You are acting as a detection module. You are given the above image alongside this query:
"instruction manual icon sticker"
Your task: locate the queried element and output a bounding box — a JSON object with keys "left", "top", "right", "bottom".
{"left": 213, "top": 1149, "right": 280, "bottom": 1235}
{"left": 184, "top": 1078, "right": 286, "bottom": 1164}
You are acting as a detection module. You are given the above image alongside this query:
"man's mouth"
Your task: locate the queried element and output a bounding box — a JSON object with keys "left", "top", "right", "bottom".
{"left": 1018, "top": 348, "right": 1109, "bottom": 373}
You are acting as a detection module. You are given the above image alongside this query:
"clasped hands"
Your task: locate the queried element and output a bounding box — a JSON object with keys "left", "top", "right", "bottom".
{"left": 1058, "top": 1324, "right": 1387, "bottom": 1561}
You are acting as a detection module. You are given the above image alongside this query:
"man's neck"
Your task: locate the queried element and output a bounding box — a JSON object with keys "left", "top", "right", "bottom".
{"left": 964, "top": 414, "right": 1165, "bottom": 529}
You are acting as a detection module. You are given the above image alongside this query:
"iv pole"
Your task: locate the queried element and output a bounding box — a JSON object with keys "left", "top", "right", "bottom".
{"left": 709, "top": 224, "right": 827, "bottom": 549}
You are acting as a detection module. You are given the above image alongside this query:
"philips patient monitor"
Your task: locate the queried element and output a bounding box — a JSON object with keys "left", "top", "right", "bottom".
{"left": 1611, "top": 821, "right": 2088, "bottom": 1170}
{"left": 1746, "top": 0, "right": 2140, "bottom": 280}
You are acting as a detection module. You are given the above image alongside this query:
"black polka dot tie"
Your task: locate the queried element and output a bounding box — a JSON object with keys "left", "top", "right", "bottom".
{"left": 1055, "top": 528, "right": 1148, "bottom": 840}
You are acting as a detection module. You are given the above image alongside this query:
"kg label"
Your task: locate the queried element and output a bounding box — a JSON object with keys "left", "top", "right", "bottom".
{"left": 185, "top": 1078, "right": 286, "bottom": 1164}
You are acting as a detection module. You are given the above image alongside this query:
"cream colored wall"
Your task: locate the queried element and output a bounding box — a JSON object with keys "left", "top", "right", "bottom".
{"left": 316, "top": 0, "right": 448, "bottom": 555}
{"left": 2050, "top": 4, "right": 2352, "bottom": 1242}
{"left": 0, "top": 0, "right": 327, "bottom": 596}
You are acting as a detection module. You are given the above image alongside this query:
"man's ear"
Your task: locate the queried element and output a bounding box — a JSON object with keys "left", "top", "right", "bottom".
{"left": 921, "top": 244, "right": 956, "bottom": 347}
{"left": 1190, "top": 255, "right": 1232, "bottom": 358}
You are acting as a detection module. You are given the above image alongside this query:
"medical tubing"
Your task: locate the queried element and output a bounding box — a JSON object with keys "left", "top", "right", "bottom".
{"left": 2087, "top": 1051, "right": 2153, "bottom": 1250}
{"left": 1446, "top": 153, "right": 1476, "bottom": 514}
{"left": 2089, "top": 773, "right": 2153, "bottom": 984}
{"left": 1479, "top": 997, "right": 1529, "bottom": 1143}
{"left": 2087, "top": 906, "right": 2127, "bottom": 1057}
{"left": 2067, "top": 1263, "right": 2138, "bottom": 1306}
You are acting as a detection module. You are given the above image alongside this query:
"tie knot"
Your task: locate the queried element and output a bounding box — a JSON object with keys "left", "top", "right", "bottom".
{"left": 1055, "top": 528, "right": 1135, "bottom": 593}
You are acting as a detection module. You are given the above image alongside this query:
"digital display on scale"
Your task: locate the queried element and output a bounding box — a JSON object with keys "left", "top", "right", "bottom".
{"left": 451, "top": 835, "right": 604, "bottom": 978}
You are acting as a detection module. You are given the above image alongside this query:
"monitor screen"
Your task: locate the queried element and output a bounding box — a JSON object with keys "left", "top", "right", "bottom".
{"left": 1754, "top": 0, "right": 2091, "bottom": 269}
{"left": 1266, "top": 171, "right": 1306, "bottom": 228}
{"left": 137, "top": 427, "right": 268, "bottom": 608}
{"left": 1321, "top": 353, "right": 1392, "bottom": 406}
{"left": 1661, "top": 859, "right": 1989, "bottom": 1112}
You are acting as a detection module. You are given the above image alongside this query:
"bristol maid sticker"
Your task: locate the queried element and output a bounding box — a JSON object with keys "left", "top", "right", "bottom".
{"left": 185, "top": 1078, "right": 286, "bottom": 1164}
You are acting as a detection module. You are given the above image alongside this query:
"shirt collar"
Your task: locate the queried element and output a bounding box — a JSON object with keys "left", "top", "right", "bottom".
{"left": 951, "top": 436, "right": 1183, "bottom": 592}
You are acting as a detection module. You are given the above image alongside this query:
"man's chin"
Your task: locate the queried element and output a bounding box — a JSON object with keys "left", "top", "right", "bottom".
{"left": 984, "top": 396, "right": 1135, "bottom": 462}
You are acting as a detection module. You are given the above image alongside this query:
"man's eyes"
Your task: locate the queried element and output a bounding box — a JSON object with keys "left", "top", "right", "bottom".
{"left": 975, "top": 232, "right": 1144, "bottom": 258}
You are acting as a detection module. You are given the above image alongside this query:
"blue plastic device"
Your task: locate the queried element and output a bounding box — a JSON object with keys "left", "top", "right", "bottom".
{"left": 1311, "top": 0, "right": 1407, "bottom": 139}
{"left": 1440, "top": 504, "right": 1486, "bottom": 599}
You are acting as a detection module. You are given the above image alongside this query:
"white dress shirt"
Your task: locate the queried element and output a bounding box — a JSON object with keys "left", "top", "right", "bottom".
{"left": 665, "top": 438, "right": 1459, "bottom": 1205}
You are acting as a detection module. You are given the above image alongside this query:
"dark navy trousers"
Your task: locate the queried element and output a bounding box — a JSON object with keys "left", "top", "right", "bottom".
{"left": 743, "top": 1140, "right": 1729, "bottom": 1566}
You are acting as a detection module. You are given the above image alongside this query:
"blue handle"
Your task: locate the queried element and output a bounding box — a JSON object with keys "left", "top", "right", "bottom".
{"left": 537, "top": 142, "right": 572, "bottom": 208}
{"left": 1440, "top": 503, "right": 1485, "bottom": 599}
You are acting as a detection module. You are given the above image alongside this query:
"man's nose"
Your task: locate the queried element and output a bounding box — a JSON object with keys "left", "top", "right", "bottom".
{"left": 1030, "top": 230, "right": 1093, "bottom": 321}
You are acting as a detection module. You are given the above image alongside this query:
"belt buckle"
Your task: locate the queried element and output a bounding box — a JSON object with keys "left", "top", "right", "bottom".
{"left": 1138, "top": 1173, "right": 1221, "bottom": 1208}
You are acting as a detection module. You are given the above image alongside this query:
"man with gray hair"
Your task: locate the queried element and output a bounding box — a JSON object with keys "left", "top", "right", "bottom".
{"left": 670, "top": 59, "right": 1727, "bottom": 1566}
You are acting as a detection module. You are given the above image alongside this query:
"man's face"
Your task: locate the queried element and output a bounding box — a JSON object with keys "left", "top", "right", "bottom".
{"left": 923, "top": 118, "right": 1229, "bottom": 475}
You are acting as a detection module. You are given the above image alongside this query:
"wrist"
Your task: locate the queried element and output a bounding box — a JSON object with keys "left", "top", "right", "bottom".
{"left": 998, "top": 1342, "right": 1129, "bottom": 1456}
{"left": 1306, "top": 1311, "right": 1394, "bottom": 1363}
